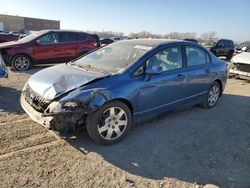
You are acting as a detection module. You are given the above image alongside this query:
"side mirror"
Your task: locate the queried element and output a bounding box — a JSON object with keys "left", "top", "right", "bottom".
{"left": 36, "top": 39, "right": 41, "bottom": 44}
{"left": 145, "top": 65, "right": 163, "bottom": 75}
{"left": 241, "top": 46, "right": 247, "bottom": 52}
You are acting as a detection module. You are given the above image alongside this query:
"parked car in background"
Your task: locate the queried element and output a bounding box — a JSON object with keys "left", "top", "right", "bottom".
{"left": 0, "top": 33, "right": 19, "bottom": 43}
{"left": 92, "top": 34, "right": 101, "bottom": 48}
{"left": 0, "top": 55, "right": 8, "bottom": 78}
{"left": 229, "top": 46, "right": 250, "bottom": 80}
{"left": 0, "top": 30, "right": 97, "bottom": 71}
{"left": 210, "top": 39, "right": 235, "bottom": 60}
{"left": 21, "top": 39, "right": 227, "bottom": 144}
{"left": 235, "top": 41, "right": 250, "bottom": 54}
{"left": 100, "top": 38, "right": 114, "bottom": 46}
{"left": 111, "top": 37, "right": 121, "bottom": 41}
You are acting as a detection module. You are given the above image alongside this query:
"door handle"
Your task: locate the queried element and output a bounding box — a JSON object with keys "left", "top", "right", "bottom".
{"left": 205, "top": 69, "right": 211, "bottom": 73}
{"left": 175, "top": 74, "right": 185, "bottom": 81}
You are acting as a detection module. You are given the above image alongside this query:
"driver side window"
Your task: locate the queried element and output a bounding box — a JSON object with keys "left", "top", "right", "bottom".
{"left": 38, "top": 33, "right": 58, "bottom": 44}
{"left": 146, "top": 46, "right": 182, "bottom": 72}
{"left": 217, "top": 40, "right": 225, "bottom": 47}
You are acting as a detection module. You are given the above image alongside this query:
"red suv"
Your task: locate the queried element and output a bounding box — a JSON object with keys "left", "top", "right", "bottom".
{"left": 0, "top": 30, "right": 97, "bottom": 71}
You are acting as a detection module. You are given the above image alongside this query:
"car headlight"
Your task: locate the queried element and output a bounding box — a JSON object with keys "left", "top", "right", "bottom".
{"left": 62, "top": 101, "right": 81, "bottom": 110}
{"left": 46, "top": 101, "right": 62, "bottom": 114}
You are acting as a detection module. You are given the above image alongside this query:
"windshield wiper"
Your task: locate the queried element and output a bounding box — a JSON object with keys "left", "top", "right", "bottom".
{"left": 86, "top": 64, "right": 110, "bottom": 74}
{"left": 70, "top": 63, "right": 110, "bottom": 75}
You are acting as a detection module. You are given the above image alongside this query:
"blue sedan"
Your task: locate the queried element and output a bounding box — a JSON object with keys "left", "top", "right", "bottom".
{"left": 20, "top": 39, "right": 227, "bottom": 144}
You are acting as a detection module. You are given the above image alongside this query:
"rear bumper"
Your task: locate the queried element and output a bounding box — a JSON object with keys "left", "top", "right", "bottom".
{"left": 20, "top": 94, "right": 54, "bottom": 129}
{"left": 229, "top": 69, "right": 250, "bottom": 80}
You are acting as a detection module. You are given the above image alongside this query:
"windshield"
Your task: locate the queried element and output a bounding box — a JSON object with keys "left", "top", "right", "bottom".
{"left": 18, "top": 30, "right": 48, "bottom": 43}
{"left": 72, "top": 42, "right": 151, "bottom": 73}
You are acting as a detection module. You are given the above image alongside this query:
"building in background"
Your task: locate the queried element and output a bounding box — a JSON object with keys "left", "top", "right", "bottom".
{"left": 0, "top": 14, "right": 60, "bottom": 32}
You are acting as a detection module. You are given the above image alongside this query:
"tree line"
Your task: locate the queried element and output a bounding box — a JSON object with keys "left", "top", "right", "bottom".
{"left": 87, "top": 30, "right": 218, "bottom": 41}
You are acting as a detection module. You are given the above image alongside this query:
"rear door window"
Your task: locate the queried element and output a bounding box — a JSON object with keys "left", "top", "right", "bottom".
{"left": 59, "top": 32, "right": 87, "bottom": 43}
{"left": 186, "top": 46, "right": 207, "bottom": 66}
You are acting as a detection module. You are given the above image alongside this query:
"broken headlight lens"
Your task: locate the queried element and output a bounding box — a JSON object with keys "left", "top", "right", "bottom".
{"left": 62, "top": 102, "right": 80, "bottom": 109}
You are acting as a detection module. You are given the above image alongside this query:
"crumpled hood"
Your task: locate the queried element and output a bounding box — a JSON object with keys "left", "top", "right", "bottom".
{"left": 28, "top": 64, "right": 107, "bottom": 100}
{"left": 0, "top": 41, "right": 20, "bottom": 49}
{"left": 232, "top": 52, "right": 250, "bottom": 65}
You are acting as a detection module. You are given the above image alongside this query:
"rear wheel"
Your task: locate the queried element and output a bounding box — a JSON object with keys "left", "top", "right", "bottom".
{"left": 86, "top": 101, "right": 132, "bottom": 145}
{"left": 202, "top": 82, "right": 221, "bottom": 109}
{"left": 11, "top": 55, "right": 32, "bottom": 71}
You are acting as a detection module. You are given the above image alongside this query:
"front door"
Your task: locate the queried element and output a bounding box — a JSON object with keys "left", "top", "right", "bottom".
{"left": 138, "top": 46, "right": 187, "bottom": 117}
{"left": 32, "top": 32, "right": 60, "bottom": 63}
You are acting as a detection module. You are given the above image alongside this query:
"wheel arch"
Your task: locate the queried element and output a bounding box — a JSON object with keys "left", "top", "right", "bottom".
{"left": 10, "top": 53, "right": 33, "bottom": 65}
{"left": 213, "top": 79, "right": 223, "bottom": 96}
{"left": 108, "top": 98, "right": 133, "bottom": 115}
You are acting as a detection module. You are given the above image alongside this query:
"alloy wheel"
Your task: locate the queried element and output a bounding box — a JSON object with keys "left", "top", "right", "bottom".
{"left": 208, "top": 85, "right": 220, "bottom": 107}
{"left": 14, "top": 56, "right": 30, "bottom": 71}
{"left": 97, "top": 107, "right": 128, "bottom": 140}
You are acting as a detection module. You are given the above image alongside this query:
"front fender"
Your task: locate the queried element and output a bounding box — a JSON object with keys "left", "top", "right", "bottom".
{"left": 60, "top": 88, "right": 113, "bottom": 113}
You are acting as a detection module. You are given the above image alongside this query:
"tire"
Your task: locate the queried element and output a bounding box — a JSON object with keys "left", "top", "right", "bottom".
{"left": 11, "top": 54, "right": 32, "bottom": 71}
{"left": 202, "top": 82, "right": 221, "bottom": 109}
{"left": 226, "top": 51, "right": 233, "bottom": 60}
{"left": 86, "top": 101, "right": 132, "bottom": 145}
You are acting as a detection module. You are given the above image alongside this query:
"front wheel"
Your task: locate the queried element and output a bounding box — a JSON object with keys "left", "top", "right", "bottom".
{"left": 202, "top": 82, "right": 221, "bottom": 109}
{"left": 11, "top": 55, "right": 32, "bottom": 71}
{"left": 86, "top": 101, "right": 132, "bottom": 145}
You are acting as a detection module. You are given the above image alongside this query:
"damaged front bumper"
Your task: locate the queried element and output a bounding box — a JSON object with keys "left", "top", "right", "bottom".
{"left": 20, "top": 94, "right": 55, "bottom": 128}
{"left": 21, "top": 94, "right": 86, "bottom": 130}
{"left": 229, "top": 69, "right": 250, "bottom": 80}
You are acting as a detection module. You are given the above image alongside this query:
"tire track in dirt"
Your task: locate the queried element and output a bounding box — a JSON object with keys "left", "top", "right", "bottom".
{"left": 0, "top": 118, "right": 58, "bottom": 155}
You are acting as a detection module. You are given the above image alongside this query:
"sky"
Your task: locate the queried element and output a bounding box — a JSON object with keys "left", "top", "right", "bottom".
{"left": 0, "top": 0, "right": 250, "bottom": 41}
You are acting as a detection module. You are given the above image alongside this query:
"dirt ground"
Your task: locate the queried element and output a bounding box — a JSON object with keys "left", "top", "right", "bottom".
{"left": 0, "top": 65, "right": 250, "bottom": 188}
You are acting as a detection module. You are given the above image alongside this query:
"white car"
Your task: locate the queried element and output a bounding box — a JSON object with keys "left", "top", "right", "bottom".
{"left": 229, "top": 46, "right": 250, "bottom": 80}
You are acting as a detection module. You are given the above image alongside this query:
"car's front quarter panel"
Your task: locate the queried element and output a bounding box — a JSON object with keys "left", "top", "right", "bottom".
{"left": 56, "top": 74, "right": 141, "bottom": 117}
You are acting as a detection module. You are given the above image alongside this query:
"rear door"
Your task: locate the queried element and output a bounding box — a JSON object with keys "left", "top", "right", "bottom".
{"left": 57, "top": 32, "right": 79, "bottom": 61}
{"left": 184, "top": 45, "right": 215, "bottom": 101}
{"left": 57, "top": 32, "right": 90, "bottom": 61}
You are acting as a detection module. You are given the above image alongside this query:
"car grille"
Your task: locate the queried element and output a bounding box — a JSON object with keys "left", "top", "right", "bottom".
{"left": 23, "top": 85, "right": 51, "bottom": 113}
{"left": 235, "top": 63, "right": 250, "bottom": 73}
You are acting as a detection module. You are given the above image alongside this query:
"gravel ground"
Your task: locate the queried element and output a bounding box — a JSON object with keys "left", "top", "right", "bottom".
{"left": 0, "top": 65, "right": 250, "bottom": 188}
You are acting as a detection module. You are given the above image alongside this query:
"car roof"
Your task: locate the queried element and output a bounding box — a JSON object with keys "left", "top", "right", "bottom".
{"left": 40, "top": 29, "right": 89, "bottom": 34}
{"left": 219, "top": 39, "right": 234, "bottom": 42}
{"left": 117, "top": 39, "right": 191, "bottom": 47}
